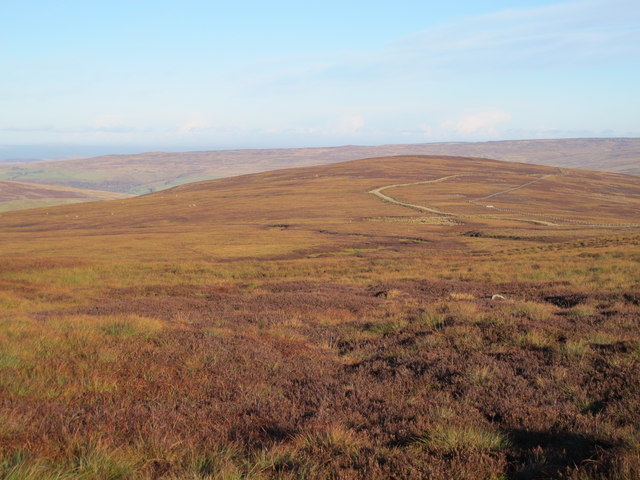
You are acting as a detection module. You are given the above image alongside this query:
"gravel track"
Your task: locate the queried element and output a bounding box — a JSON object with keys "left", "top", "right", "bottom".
{"left": 369, "top": 172, "right": 640, "bottom": 228}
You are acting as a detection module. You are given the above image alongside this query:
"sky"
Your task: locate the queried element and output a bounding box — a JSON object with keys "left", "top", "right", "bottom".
{"left": 1, "top": 0, "right": 639, "bottom": 158}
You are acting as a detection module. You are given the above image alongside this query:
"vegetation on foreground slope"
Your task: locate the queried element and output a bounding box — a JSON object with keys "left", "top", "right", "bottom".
{"left": 0, "top": 156, "right": 639, "bottom": 479}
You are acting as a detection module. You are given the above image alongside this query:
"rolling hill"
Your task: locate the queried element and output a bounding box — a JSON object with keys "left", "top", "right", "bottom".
{"left": 0, "top": 179, "right": 132, "bottom": 212}
{"left": 1, "top": 155, "right": 639, "bottom": 479}
{"left": 0, "top": 137, "right": 637, "bottom": 196}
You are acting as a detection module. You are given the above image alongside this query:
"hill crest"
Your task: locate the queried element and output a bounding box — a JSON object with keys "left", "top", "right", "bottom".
{"left": 0, "top": 138, "right": 637, "bottom": 196}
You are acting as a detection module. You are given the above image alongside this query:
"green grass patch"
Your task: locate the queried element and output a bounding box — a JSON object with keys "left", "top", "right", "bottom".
{"left": 566, "top": 306, "right": 596, "bottom": 318}
{"left": 364, "top": 320, "right": 406, "bottom": 336}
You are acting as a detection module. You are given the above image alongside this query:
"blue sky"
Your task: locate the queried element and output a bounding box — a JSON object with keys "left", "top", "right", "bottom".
{"left": 1, "top": 0, "right": 639, "bottom": 157}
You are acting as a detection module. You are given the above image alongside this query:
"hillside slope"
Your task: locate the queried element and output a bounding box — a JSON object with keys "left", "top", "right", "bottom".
{"left": 1, "top": 156, "right": 639, "bottom": 479}
{"left": 2, "top": 155, "right": 638, "bottom": 258}
{"left": 0, "top": 179, "right": 132, "bottom": 212}
{"left": 0, "top": 138, "right": 637, "bottom": 195}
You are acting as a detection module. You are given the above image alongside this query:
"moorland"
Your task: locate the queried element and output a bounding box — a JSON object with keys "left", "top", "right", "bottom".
{"left": 0, "top": 180, "right": 131, "bottom": 213}
{"left": 1, "top": 138, "right": 638, "bottom": 197}
{"left": 0, "top": 155, "right": 639, "bottom": 479}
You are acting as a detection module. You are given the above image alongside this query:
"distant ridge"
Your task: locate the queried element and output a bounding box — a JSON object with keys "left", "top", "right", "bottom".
{"left": 0, "top": 138, "right": 637, "bottom": 195}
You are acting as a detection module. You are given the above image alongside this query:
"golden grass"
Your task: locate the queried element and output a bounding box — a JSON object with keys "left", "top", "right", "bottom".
{"left": 508, "top": 301, "right": 554, "bottom": 322}
{"left": 414, "top": 424, "right": 510, "bottom": 452}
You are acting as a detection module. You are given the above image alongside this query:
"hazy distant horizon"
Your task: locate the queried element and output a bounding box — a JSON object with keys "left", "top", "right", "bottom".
{"left": 2, "top": 135, "right": 639, "bottom": 163}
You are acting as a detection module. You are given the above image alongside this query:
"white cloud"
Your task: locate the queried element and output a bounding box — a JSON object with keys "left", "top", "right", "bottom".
{"left": 178, "top": 121, "right": 208, "bottom": 134}
{"left": 441, "top": 110, "right": 512, "bottom": 137}
{"left": 176, "top": 114, "right": 220, "bottom": 135}
{"left": 93, "top": 114, "right": 123, "bottom": 128}
{"left": 338, "top": 115, "right": 365, "bottom": 134}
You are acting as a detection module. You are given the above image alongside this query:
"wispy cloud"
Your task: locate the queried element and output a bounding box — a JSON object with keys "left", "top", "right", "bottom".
{"left": 337, "top": 115, "right": 365, "bottom": 135}
{"left": 1, "top": 124, "right": 150, "bottom": 134}
{"left": 241, "top": 0, "right": 640, "bottom": 91}
{"left": 392, "top": 0, "right": 640, "bottom": 72}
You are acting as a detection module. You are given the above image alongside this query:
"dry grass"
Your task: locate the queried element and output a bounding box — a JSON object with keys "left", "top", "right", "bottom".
{"left": 414, "top": 424, "right": 510, "bottom": 452}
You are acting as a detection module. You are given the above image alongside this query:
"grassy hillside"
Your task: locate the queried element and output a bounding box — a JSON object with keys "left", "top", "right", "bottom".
{"left": 1, "top": 155, "right": 639, "bottom": 479}
{"left": 0, "top": 138, "right": 637, "bottom": 195}
{"left": 0, "top": 180, "right": 132, "bottom": 212}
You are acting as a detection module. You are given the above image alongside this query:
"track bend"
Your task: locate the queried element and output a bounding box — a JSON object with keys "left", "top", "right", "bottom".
{"left": 368, "top": 175, "right": 462, "bottom": 216}
{"left": 368, "top": 172, "right": 640, "bottom": 228}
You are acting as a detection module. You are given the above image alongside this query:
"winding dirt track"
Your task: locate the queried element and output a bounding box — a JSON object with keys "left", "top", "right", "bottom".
{"left": 368, "top": 173, "right": 640, "bottom": 228}
{"left": 468, "top": 174, "right": 555, "bottom": 204}
{"left": 368, "top": 175, "right": 462, "bottom": 217}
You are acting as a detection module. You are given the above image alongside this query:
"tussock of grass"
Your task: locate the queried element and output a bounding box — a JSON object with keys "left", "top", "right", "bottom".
{"left": 1, "top": 443, "right": 141, "bottom": 480}
{"left": 563, "top": 339, "right": 589, "bottom": 357}
{"left": 189, "top": 445, "right": 242, "bottom": 479}
{"left": 567, "top": 306, "right": 596, "bottom": 318}
{"left": 515, "top": 329, "right": 556, "bottom": 350}
{"left": 65, "top": 442, "right": 140, "bottom": 479}
{"left": 442, "top": 301, "right": 479, "bottom": 322}
{"left": 448, "top": 292, "right": 475, "bottom": 301}
{"left": 1, "top": 455, "right": 58, "bottom": 480}
{"left": 588, "top": 332, "right": 618, "bottom": 345}
{"left": 296, "top": 426, "right": 361, "bottom": 457}
{"left": 444, "top": 324, "right": 484, "bottom": 350}
{"left": 508, "top": 300, "right": 554, "bottom": 321}
{"left": 204, "top": 326, "right": 233, "bottom": 337}
{"left": 467, "top": 365, "right": 496, "bottom": 387}
{"left": 419, "top": 301, "right": 480, "bottom": 326}
{"left": 84, "top": 314, "right": 164, "bottom": 339}
{"left": 364, "top": 320, "right": 406, "bottom": 336}
{"left": 418, "top": 310, "right": 445, "bottom": 328}
{"left": 0, "top": 352, "right": 22, "bottom": 369}
{"left": 414, "top": 424, "right": 509, "bottom": 452}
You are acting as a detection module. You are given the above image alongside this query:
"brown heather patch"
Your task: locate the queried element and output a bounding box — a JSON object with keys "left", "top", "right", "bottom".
{"left": 3, "top": 281, "right": 640, "bottom": 479}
